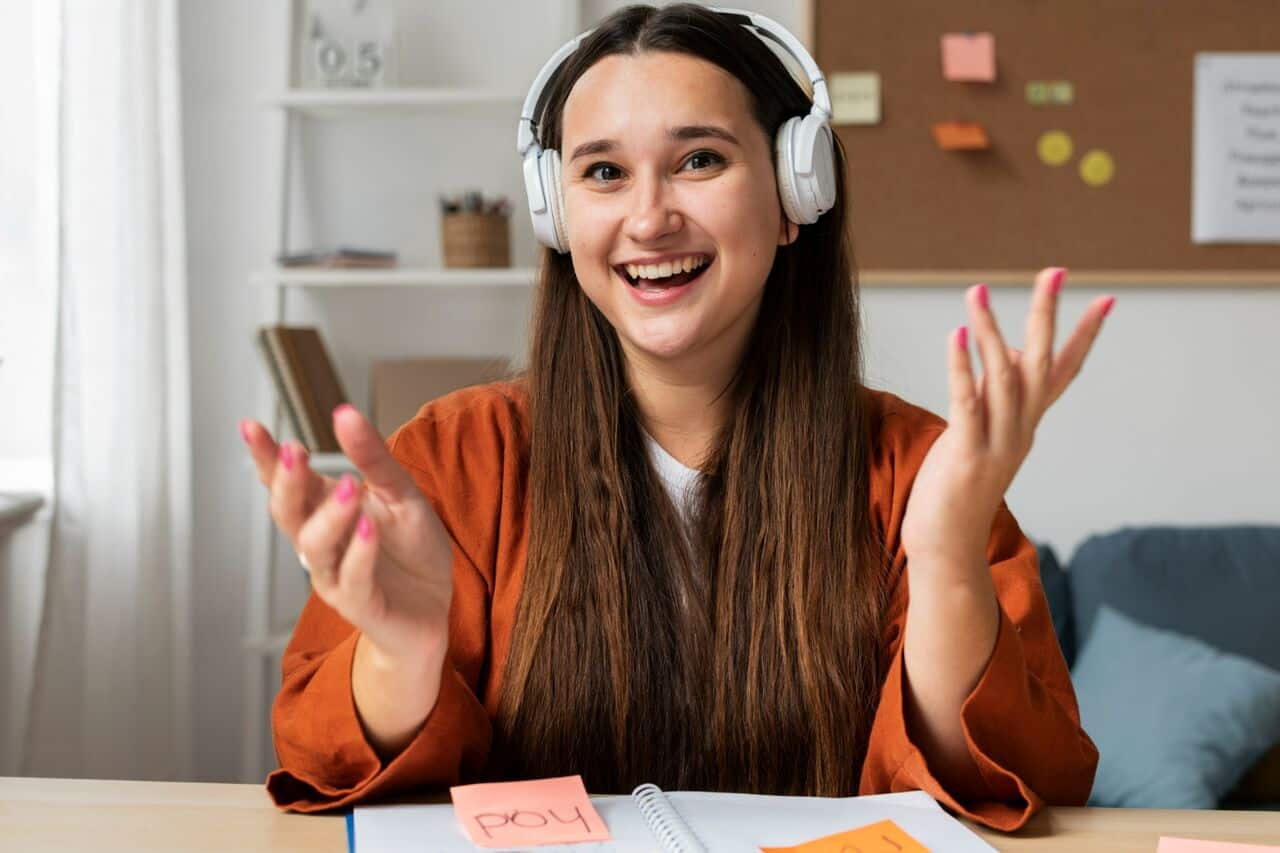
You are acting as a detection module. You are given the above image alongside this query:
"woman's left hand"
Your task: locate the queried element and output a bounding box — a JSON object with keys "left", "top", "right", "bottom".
{"left": 899, "top": 267, "right": 1116, "bottom": 571}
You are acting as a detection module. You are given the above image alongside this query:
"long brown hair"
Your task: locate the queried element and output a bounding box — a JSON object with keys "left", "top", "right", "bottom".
{"left": 495, "top": 3, "right": 891, "bottom": 796}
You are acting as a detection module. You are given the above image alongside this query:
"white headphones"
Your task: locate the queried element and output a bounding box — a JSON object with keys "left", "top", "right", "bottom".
{"left": 515, "top": 6, "right": 837, "bottom": 255}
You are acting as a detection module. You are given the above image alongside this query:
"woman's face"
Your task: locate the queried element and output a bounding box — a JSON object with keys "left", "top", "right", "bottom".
{"left": 559, "top": 51, "right": 797, "bottom": 371}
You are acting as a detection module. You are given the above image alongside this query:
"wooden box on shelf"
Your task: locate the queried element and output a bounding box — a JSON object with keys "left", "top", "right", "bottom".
{"left": 441, "top": 212, "right": 510, "bottom": 268}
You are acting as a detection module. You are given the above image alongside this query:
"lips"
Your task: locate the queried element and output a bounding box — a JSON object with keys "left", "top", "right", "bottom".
{"left": 614, "top": 257, "right": 713, "bottom": 289}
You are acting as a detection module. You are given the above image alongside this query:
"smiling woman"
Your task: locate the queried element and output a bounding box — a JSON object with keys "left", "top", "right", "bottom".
{"left": 266, "top": 3, "right": 1105, "bottom": 834}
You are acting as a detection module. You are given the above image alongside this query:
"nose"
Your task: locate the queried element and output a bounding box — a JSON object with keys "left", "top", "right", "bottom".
{"left": 622, "top": 170, "right": 682, "bottom": 244}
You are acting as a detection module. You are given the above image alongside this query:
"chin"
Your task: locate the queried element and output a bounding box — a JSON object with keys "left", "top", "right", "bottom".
{"left": 623, "top": 326, "right": 701, "bottom": 362}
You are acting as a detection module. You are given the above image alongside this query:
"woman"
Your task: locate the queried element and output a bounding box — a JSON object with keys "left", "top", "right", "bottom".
{"left": 245, "top": 4, "right": 1107, "bottom": 831}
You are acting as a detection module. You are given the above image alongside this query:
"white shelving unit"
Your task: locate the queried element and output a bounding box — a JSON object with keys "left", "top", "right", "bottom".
{"left": 240, "top": 0, "right": 582, "bottom": 783}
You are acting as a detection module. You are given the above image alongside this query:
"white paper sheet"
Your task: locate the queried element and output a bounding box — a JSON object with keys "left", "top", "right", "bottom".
{"left": 1192, "top": 53, "right": 1280, "bottom": 243}
{"left": 350, "top": 789, "right": 998, "bottom": 852}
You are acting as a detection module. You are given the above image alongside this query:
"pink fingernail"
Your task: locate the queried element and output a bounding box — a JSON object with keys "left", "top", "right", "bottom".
{"left": 357, "top": 514, "right": 373, "bottom": 541}
{"left": 333, "top": 403, "right": 355, "bottom": 420}
{"left": 335, "top": 474, "right": 355, "bottom": 504}
{"left": 957, "top": 326, "right": 968, "bottom": 350}
{"left": 974, "top": 283, "right": 989, "bottom": 309}
{"left": 1100, "top": 295, "right": 1116, "bottom": 318}
{"left": 1050, "top": 268, "right": 1067, "bottom": 295}
{"left": 280, "top": 443, "right": 294, "bottom": 471}
{"left": 239, "top": 420, "right": 252, "bottom": 445}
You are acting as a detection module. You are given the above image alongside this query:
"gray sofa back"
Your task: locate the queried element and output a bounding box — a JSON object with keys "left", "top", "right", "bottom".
{"left": 1066, "top": 525, "right": 1280, "bottom": 674}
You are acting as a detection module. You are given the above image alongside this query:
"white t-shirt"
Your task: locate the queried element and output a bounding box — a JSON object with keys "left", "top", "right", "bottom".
{"left": 640, "top": 426, "right": 699, "bottom": 528}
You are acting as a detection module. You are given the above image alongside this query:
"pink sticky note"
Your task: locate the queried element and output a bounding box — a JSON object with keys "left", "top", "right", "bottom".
{"left": 449, "top": 775, "right": 612, "bottom": 848}
{"left": 941, "top": 32, "right": 996, "bottom": 82}
{"left": 1158, "top": 838, "right": 1280, "bottom": 853}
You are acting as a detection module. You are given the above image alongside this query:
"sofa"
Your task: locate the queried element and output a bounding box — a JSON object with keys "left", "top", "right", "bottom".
{"left": 1035, "top": 525, "right": 1280, "bottom": 811}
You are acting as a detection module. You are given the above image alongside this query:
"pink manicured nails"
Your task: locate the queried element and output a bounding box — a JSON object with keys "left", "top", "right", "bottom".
{"left": 974, "top": 283, "right": 989, "bottom": 309}
{"left": 1049, "top": 268, "right": 1067, "bottom": 295}
{"left": 280, "top": 443, "right": 294, "bottom": 471}
{"left": 335, "top": 474, "right": 355, "bottom": 504}
{"left": 1100, "top": 295, "right": 1117, "bottom": 318}
{"left": 957, "top": 326, "right": 968, "bottom": 350}
{"left": 357, "top": 515, "right": 374, "bottom": 541}
{"left": 333, "top": 403, "right": 356, "bottom": 419}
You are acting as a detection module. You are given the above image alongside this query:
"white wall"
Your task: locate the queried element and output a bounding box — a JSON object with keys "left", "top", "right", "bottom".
{"left": 179, "top": 0, "right": 1280, "bottom": 783}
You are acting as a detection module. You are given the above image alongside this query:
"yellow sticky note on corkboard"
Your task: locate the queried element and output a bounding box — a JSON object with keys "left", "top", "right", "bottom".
{"left": 1080, "top": 149, "right": 1116, "bottom": 186}
{"left": 941, "top": 32, "right": 996, "bottom": 82}
{"left": 830, "top": 72, "right": 881, "bottom": 125}
{"left": 761, "top": 819, "right": 930, "bottom": 853}
{"left": 1037, "top": 130, "right": 1074, "bottom": 166}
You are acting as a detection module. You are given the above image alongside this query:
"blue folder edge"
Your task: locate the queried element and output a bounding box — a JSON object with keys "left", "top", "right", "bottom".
{"left": 346, "top": 810, "right": 355, "bottom": 852}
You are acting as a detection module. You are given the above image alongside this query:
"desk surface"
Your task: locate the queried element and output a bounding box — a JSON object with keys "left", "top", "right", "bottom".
{"left": 1, "top": 777, "right": 1276, "bottom": 852}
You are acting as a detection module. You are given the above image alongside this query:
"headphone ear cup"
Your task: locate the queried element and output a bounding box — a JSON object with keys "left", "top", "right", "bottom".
{"left": 802, "top": 118, "right": 838, "bottom": 218}
{"left": 540, "top": 148, "right": 569, "bottom": 253}
{"left": 773, "top": 116, "right": 804, "bottom": 226}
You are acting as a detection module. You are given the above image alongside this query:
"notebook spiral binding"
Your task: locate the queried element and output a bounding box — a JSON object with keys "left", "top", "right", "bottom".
{"left": 631, "top": 784, "right": 708, "bottom": 853}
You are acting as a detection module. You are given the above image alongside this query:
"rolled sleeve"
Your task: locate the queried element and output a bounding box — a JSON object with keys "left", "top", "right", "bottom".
{"left": 861, "top": 591, "right": 1096, "bottom": 831}
{"left": 266, "top": 602, "right": 491, "bottom": 813}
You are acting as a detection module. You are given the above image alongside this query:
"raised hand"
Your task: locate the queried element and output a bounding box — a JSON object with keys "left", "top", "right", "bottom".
{"left": 240, "top": 404, "right": 454, "bottom": 668}
{"left": 899, "top": 268, "right": 1116, "bottom": 569}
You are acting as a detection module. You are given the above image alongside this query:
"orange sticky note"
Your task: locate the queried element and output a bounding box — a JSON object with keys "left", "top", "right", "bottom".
{"left": 1158, "top": 838, "right": 1280, "bottom": 853}
{"left": 941, "top": 32, "right": 996, "bottom": 82}
{"left": 761, "top": 819, "right": 930, "bottom": 853}
{"left": 449, "top": 774, "right": 611, "bottom": 848}
{"left": 932, "top": 121, "right": 990, "bottom": 151}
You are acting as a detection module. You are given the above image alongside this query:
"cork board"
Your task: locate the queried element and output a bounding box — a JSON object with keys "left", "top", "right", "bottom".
{"left": 809, "top": 0, "right": 1280, "bottom": 276}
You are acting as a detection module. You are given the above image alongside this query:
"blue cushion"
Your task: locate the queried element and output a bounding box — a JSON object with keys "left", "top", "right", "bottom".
{"left": 1072, "top": 604, "right": 1280, "bottom": 808}
{"left": 1067, "top": 525, "right": 1280, "bottom": 673}
{"left": 1035, "top": 542, "right": 1075, "bottom": 667}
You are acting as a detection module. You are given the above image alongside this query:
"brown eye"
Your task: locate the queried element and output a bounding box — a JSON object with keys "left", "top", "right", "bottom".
{"left": 684, "top": 150, "right": 723, "bottom": 171}
{"left": 585, "top": 162, "right": 622, "bottom": 182}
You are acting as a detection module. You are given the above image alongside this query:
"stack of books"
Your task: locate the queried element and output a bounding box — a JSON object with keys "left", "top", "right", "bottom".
{"left": 276, "top": 247, "right": 398, "bottom": 269}
{"left": 255, "top": 325, "right": 350, "bottom": 453}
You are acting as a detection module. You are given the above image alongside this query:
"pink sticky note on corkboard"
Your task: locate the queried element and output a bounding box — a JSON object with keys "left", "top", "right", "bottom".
{"left": 1158, "top": 838, "right": 1280, "bottom": 853}
{"left": 941, "top": 32, "right": 996, "bottom": 82}
{"left": 449, "top": 775, "right": 611, "bottom": 848}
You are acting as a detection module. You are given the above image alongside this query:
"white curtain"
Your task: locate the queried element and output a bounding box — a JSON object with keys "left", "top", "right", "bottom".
{"left": 21, "top": 0, "right": 193, "bottom": 781}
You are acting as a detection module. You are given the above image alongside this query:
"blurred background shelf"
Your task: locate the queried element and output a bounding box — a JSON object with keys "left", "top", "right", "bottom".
{"left": 254, "top": 266, "right": 537, "bottom": 288}
{"left": 264, "top": 87, "right": 523, "bottom": 118}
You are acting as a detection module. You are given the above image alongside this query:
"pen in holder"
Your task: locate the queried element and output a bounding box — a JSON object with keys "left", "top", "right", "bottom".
{"left": 440, "top": 203, "right": 511, "bottom": 268}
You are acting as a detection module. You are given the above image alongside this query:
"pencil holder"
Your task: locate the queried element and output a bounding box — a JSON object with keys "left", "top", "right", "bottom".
{"left": 441, "top": 212, "right": 510, "bottom": 268}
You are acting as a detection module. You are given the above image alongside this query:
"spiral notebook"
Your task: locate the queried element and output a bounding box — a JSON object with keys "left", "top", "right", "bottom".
{"left": 347, "top": 784, "right": 997, "bottom": 852}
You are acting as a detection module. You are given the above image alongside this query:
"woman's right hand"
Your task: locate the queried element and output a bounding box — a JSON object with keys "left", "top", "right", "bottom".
{"left": 240, "top": 404, "right": 455, "bottom": 670}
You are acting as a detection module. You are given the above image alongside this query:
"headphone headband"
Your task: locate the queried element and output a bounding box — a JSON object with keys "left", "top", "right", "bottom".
{"left": 516, "top": 7, "right": 831, "bottom": 158}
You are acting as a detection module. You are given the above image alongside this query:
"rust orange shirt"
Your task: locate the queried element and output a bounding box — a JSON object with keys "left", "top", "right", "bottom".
{"left": 266, "top": 379, "right": 1098, "bottom": 831}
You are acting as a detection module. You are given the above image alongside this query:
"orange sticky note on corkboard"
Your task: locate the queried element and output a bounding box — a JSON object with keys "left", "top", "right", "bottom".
{"left": 932, "top": 121, "right": 990, "bottom": 150}
{"left": 449, "top": 775, "right": 611, "bottom": 848}
{"left": 941, "top": 32, "right": 996, "bottom": 82}
{"left": 761, "top": 819, "right": 931, "bottom": 853}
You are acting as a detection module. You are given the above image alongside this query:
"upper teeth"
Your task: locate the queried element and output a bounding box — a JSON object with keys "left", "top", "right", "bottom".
{"left": 625, "top": 256, "right": 707, "bottom": 280}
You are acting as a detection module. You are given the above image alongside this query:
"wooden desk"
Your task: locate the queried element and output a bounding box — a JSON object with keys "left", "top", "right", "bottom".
{"left": 1, "top": 777, "right": 1276, "bottom": 851}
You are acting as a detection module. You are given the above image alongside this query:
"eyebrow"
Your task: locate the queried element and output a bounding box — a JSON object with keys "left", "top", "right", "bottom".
{"left": 568, "top": 125, "right": 742, "bottom": 163}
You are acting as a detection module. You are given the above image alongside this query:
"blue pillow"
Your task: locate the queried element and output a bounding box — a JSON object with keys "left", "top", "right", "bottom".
{"left": 1072, "top": 604, "right": 1280, "bottom": 808}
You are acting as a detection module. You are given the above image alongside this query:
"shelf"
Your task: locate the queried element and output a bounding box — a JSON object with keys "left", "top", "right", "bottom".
{"left": 240, "top": 453, "right": 354, "bottom": 475}
{"left": 244, "top": 632, "right": 292, "bottom": 656}
{"left": 255, "top": 267, "right": 1279, "bottom": 289}
{"left": 858, "top": 270, "right": 1280, "bottom": 287}
{"left": 309, "top": 453, "right": 355, "bottom": 475}
{"left": 254, "top": 267, "right": 536, "bottom": 288}
{"left": 264, "top": 87, "right": 524, "bottom": 118}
